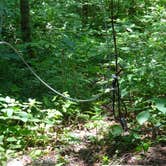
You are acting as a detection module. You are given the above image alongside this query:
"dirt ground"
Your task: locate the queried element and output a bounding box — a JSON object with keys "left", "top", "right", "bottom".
{"left": 7, "top": 136, "right": 166, "bottom": 166}
{"left": 7, "top": 119, "right": 166, "bottom": 166}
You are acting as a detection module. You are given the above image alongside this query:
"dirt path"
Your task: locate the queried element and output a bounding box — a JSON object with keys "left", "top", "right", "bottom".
{"left": 7, "top": 119, "right": 166, "bottom": 166}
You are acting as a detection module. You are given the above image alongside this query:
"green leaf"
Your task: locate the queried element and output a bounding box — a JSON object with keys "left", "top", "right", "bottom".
{"left": 142, "top": 142, "right": 150, "bottom": 152}
{"left": 110, "top": 125, "right": 123, "bottom": 136}
{"left": 18, "top": 112, "right": 29, "bottom": 122}
{"left": 30, "top": 149, "right": 42, "bottom": 158}
{"left": 0, "top": 146, "right": 5, "bottom": 152}
{"left": 10, "top": 144, "right": 22, "bottom": 149}
{"left": 136, "top": 111, "right": 150, "bottom": 125}
{"left": 7, "top": 137, "right": 17, "bottom": 142}
{"left": 1, "top": 108, "right": 14, "bottom": 117}
{"left": 20, "top": 117, "right": 28, "bottom": 122}
{"left": 120, "top": 47, "right": 130, "bottom": 51}
{"left": 0, "top": 135, "right": 4, "bottom": 145}
{"left": 7, "top": 109, "right": 14, "bottom": 117}
{"left": 153, "top": 98, "right": 166, "bottom": 114}
{"left": 29, "top": 118, "right": 41, "bottom": 122}
{"left": 0, "top": 116, "right": 7, "bottom": 120}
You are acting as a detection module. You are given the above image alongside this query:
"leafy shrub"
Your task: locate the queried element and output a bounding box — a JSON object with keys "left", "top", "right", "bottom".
{"left": 0, "top": 94, "right": 63, "bottom": 163}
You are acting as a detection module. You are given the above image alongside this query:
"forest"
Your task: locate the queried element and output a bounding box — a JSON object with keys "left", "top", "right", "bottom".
{"left": 0, "top": 0, "right": 165, "bottom": 165}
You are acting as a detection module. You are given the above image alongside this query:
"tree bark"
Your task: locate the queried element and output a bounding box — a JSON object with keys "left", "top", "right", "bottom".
{"left": 82, "top": 3, "right": 89, "bottom": 27}
{"left": 128, "top": 0, "right": 136, "bottom": 15}
{"left": 20, "top": 0, "right": 31, "bottom": 42}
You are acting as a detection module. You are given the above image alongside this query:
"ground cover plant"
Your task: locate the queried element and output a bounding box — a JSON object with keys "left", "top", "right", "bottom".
{"left": 0, "top": 0, "right": 165, "bottom": 165}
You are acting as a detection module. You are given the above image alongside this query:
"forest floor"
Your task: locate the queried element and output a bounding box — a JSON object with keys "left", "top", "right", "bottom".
{"left": 7, "top": 117, "right": 166, "bottom": 166}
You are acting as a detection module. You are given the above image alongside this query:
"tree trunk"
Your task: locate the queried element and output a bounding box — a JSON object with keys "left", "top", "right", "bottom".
{"left": 81, "top": 1, "right": 89, "bottom": 27}
{"left": 20, "top": 0, "right": 31, "bottom": 42}
{"left": 128, "top": 0, "right": 136, "bottom": 15}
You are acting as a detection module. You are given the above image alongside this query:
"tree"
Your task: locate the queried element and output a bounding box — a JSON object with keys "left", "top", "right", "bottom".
{"left": 20, "top": 0, "right": 31, "bottom": 42}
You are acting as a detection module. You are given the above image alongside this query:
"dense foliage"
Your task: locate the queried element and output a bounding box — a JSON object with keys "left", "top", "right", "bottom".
{"left": 0, "top": 0, "right": 165, "bottom": 165}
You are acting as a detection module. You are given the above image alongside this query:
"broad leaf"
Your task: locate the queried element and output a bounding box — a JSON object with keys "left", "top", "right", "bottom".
{"left": 153, "top": 98, "right": 166, "bottom": 114}
{"left": 1, "top": 108, "right": 14, "bottom": 117}
{"left": 7, "top": 109, "right": 14, "bottom": 117}
{"left": 136, "top": 111, "right": 150, "bottom": 125}
{"left": 17, "top": 112, "right": 29, "bottom": 122}
{"left": 7, "top": 137, "right": 17, "bottom": 142}
{"left": 110, "top": 125, "right": 123, "bottom": 136}
{"left": 0, "top": 135, "right": 4, "bottom": 145}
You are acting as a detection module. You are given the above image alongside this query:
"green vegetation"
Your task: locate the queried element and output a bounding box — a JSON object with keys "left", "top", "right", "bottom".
{"left": 0, "top": 0, "right": 165, "bottom": 165}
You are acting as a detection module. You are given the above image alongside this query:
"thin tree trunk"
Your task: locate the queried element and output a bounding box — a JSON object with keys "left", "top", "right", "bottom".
{"left": 20, "top": 0, "right": 31, "bottom": 42}
{"left": 81, "top": 2, "right": 89, "bottom": 27}
{"left": 128, "top": 0, "right": 136, "bottom": 15}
